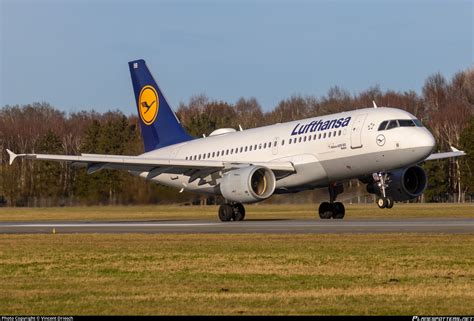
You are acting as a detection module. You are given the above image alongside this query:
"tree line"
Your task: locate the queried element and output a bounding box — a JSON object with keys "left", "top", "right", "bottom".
{"left": 1, "top": 67, "right": 473, "bottom": 206}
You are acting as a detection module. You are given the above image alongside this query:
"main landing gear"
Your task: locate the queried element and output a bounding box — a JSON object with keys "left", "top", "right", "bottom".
{"left": 318, "top": 184, "right": 345, "bottom": 219}
{"left": 373, "top": 172, "right": 394, "bottom": 209}
{"left": 218, "top": 202, "right": 246, "bottom": 222}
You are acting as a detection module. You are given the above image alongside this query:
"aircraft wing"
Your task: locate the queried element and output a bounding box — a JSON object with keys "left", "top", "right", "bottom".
{"left": 6, "top": 149, "right": 295, "bottom": 183}
{"left": 424, "top": 146, "right": 466, "bottom": 161}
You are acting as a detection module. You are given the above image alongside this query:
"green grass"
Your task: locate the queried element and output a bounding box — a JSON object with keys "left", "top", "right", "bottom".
{"left": 0, "top": 233, "right": 473, "bottom": 315}
{"left": 0, "top": 203, "right": 473, "bottom": 221}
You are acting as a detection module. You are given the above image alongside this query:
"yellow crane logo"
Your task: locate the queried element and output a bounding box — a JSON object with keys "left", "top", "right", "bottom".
{"left": 138, "top": 85, "right": 159, "bottom": 125}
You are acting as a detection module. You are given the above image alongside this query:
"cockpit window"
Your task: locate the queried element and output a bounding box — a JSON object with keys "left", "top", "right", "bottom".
{"left": 378, "top": 119, "right": 424, "bottom": 131}
{"left": 386, "top": 120, "right": 399, "bottom": 130}
{"left": 398, "top": 119, "right": 416, "bottom": 127}
{"left": 413, "top": 119, "right": 424, "bottom": 127}
{"left": 378, "top": 121, "right": 388, "bottom": 131}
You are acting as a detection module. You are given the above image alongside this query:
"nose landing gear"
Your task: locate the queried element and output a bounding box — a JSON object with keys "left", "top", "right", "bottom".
{"left": 373, "top": 172, "right": 394, "bottom": 209}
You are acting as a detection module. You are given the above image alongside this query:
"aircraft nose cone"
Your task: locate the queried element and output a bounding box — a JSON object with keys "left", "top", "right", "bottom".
{"left": 423, "top": 130, "right": 436, "bottom": 149}
{"left": 415, "top": 129, "right": 436, "bottom": 161}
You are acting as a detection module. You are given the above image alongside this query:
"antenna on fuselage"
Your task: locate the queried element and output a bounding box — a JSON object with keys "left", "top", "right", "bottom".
{"left": 372, "top": 100, "right": 378, "bottom": 108}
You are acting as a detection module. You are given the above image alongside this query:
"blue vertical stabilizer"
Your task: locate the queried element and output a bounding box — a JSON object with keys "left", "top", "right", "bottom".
{"left": 128, "top": 59, "right": 193, "bottom": 152}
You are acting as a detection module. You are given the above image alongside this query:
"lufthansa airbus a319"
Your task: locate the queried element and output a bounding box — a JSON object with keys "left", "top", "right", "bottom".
{"left": 7, "top": 59, "right": 465, "bottom": 221}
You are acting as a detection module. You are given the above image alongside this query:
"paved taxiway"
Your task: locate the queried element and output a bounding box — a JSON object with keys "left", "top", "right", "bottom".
{"left": 0, "top": 218, "right": 473, "bottom": 234}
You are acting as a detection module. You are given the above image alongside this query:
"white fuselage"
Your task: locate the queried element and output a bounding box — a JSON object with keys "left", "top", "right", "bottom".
{"left": 132, "top": 107, "right": 435, "bottom": 196}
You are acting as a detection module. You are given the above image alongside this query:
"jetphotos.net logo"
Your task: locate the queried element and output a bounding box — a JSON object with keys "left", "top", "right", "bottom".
{"left": 413, "top": 317, "right": 474, "bottom": 321}
{"left": 138, "top": 85, "right": 159, "bottom": 125}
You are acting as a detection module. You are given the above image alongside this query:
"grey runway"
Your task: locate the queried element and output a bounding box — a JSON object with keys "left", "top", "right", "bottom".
{"left": 0, "top": 218, "right": 473, "bottom": 234}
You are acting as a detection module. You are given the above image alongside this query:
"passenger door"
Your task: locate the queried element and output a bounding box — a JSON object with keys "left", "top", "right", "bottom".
{"left": 350, "top": 114, "right": 367, "bottom": 149}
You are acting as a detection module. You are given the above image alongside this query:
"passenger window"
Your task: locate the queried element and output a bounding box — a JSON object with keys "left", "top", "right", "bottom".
{"left": 263, "top": 143, "right": 267, "bottom": 148}
{"left": 240, "top": 147, "right": 243, "bottom": 153}
{"left": 289, "top": 138, "right": 292, "bottom": 144}
{"left": 328, "top": 132, "right": 331, "bottom": 138}
{"left": 386, "top": 120, "right": 399, "bottom": 130}
{"left": 318, "top": 133, "right": 322, "bottom": 139}
{"left": 338, "top": 130, "right": 341, "bottom": 136}
{"left": 323, "top": 133, "right": 326, "bottom": 138}
{"left": 274, "top": 141, "right": 277, "bottom": 147}
{"left": 212, "top": 152, "right": 215, "bottom": 157}
{"left": 281, "top": 140, "right": 285, "bottom": 146}
{"left": 249, "top": 145, "right": 253, "bottom": 151}
{"left": 378, "top": 121, "right": 388, "bottom": 131}
{"left": 226, "top": 150, "right": 229, "bottom": 155}
{"left": 308, "top": 135, "right": 312, "bottom": 141}
{"left": 217, "top": 151, "right": 220, "bottom": 157}
{"left": 207, "top": 153, "right": 210, "bottom": 158}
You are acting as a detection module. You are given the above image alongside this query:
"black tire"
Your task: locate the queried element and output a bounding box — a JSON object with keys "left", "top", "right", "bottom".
{"left": 218, "top": 204, "right": 234, "bottom": 222}
{"left": 386, "top": 196, "right": 394, "bottom": 209}
{"left": 377, "top": 197, "right": 387, "bottom": 209}
{"left": 319, "top": 202, "right": 333, "bottom": 219}
{"left": 232, "top": 203, "right": 246, "bottom": 221}
{"left": 332, "top": 202, "right": 345, "bottom": 219}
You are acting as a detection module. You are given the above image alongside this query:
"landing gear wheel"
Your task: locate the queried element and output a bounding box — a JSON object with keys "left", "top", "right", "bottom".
{"left": 232, "top": 203, "right": 246, "bottom": 221}
{"left": 218, "top": 204, "right": 234, "bottom": 222}
{"left": 377, "top": 197, "right": 388, "bottom": 209}
{"left": 318, "top": 202, "right": 333, "bottom": 219}
{"left": 332, "top": 202, "right": 345, "bottom": 219}
{"left": 386, "top": 196, "right": 394, "bottom": 209}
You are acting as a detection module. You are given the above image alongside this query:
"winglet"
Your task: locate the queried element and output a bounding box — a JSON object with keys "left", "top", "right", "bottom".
{"left": 6, "top": 149, "right": 17, "bottom": 165}
{"left": 372, "top": 100, "right": 378, "bottom": 108}
{"left": 450, "top": 146, "right": 460, "bottom": 152}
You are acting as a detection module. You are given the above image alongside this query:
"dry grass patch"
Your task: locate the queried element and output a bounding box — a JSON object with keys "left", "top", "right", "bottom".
{"left": 0, "top": 203, "right": 473, "bottom": 222}
{"left": 0, "top": 233, "right": 473, "bottom": 315}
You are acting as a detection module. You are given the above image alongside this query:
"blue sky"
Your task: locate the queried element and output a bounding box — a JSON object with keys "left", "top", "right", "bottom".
{"left": 1, "top": 0, "right": 472, "bottom": 114}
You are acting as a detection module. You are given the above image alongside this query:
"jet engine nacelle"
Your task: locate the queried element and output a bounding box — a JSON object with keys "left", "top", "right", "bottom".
{"left": 366, "top": 165, "right": 428, "bottom": 201}
{"left": 220, "top": 166, "right": 276, "bottom": 203}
